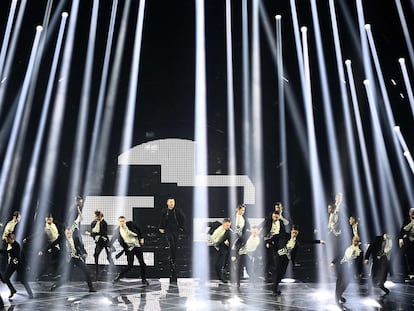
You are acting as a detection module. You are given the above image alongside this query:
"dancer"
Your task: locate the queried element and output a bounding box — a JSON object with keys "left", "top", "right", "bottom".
{"left": 364, "top": 233, "right": 393, "bottom": 295}
{"left": 159, "top": 197, "right": 186, "bottom": 280}
{"left": 2, "top": 211, "right": 21, "bottom": 241}
{"left": 330, "top": 236, "right": 363, "bottom": 305}
{"left": 1, "top": 211, "right": 21, "bottom": 272}
{"left": 208, "top": 218, "right": 232, "bottom": 283}
{"left": 261, "top": 211, "right": 286, "bottom": 281}
{"left": 231, "top": 226, "right": 261, "bottom": 287}
{"left": 85, "top": 210, "right": 114, "bottom": 280}
{"left": 50, "top": 227, "right": 96, "bottom": 292}
{"left": 271, "top": 225, "right": 325, "bottom": 295}
{"left": 27, "top": 213, "right": 64, "bottom": 279}
{"left": 399, "top": 208, "right": 414, "bottom": 279}
{"left": 110, "top": 216, "right": 148, "bottom": 285}
{"left": 1, "top": 233, "right": 33, "bottom": 299}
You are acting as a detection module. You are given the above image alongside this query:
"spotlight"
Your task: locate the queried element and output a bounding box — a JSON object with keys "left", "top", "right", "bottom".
{"left": 398, "top": 57, "right": 405, "bottom": 64}
{"left": 393, "top": 126, "right": 400, "bottom": 132}
{"left": 275, "top": 15, "right": 282, "bottom": 20}
{"left": 345, "top": 59, "right": 352, "bottom": 65}
{"left": 364, "top": 24, "right": 371, "bottom": 30}
{"left": 301, "top": 26, "right": 307, "bottom": 32}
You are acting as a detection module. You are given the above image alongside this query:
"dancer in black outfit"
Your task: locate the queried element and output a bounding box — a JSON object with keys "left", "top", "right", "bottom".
{"left": 1, "top": 233, "right": 33, "bottom": 299}
{"left": 364, "top": 233, "right": 393, "bottom": 295}
{"left": 159, "top": 198, "right": 186, "bottom": 280}
{"left": 330, "top": 236, "right": 363, "bottom": 305}
{"left": 231, "top": 226, "right": 262, "bottom": 287}
{"left": 261, "top": 211, "right": 286, "bottom": 281}
{"left": 399, "top": 208, "right": 414, "bottom": 278}
{"left": 110, "top": 216, "right": 148, "bottom": 285}
{"left": 50, "top": 227, "right": 96, "bottom": 292}
{"left": 271, "top": 225, "right": 325, "bottom": 295}
{"left": 208, "top": 218, "right": 232, "bottom": 283}
{"left": 24, "top": 213, "right": 64, "bottom": 279}
{"left": 86, "top": 210, "right": 114, "bottom": 280}
{"left": 1, "top": 211, "right": 21, "bottom": 272}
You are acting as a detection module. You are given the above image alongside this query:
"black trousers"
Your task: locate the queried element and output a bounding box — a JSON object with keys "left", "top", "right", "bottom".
{"left": 55, "top": 257, "right": 93, "bottom": 289}
{"left": 38, "top": 248, "right": 61, "bottom": 278}
{"left": 335, "top": 263, "right": 353, "bottom": 300}
{"left": 371, "top": 256, "right": 389, "bottom": 287}
{"left": 119, "top": 247, "right": 147, "bottom": 280}
{"left": 2, "top": 263, "right": 33, "bottom": 297}
{"left": 403, "top": 240, "right": 414, "bottom": 275}
{"left": 233, "top": 254, "right": 257, "bottom": 284}
{"left": 164, "top": 231, "right": 179, "bottom": 262}
{"left": 272, "top": 254, "right": 289, "bottom": 292}
{"left": 93, "top": 243, "right": 114, "bottom": 275}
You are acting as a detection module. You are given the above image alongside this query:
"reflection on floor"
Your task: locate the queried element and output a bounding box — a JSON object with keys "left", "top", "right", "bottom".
{"left": 1, "top": 277, "right": 413, "bottom": 310}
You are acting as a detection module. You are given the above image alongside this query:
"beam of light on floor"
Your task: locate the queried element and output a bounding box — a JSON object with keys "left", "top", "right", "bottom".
{"left": 84, "top": 0, "right": 119, "bottom": 195}
{"left": 193, "top": 0, "right": 209, "bottom": 292}
{"left": 87, "top": 0, "right": 131, "bottom": 193}
{"left": 310, "top": 0, "right": 342, "bottom": 191}
{"left": 301, "top": 25, "right": 329, "bottom": 284}
{"left": 0, "top": 25, "right": 43, "bottom": 222}
{"left": 257, "top": 10, "right": 309, "bottom": 165}
{"left": 289, "top": 0, "right": 327, "bottom": 284}
{"left": 17, "top": 12, "right": 68, "bottom": 243}
{"left": 365, "top": 24, "right": 414, "bottom": 207}
{"left": 363, "top": 80, "right": 402, "bottom": 230}
{"left": 115, "top": 0, "right": 146, "bottom": 201}
{"left": 241, "top": 0, "right": 251, "bottom": 176}
{"left": 275, "top": 15, "right": 290, "bottom": 210}
{"left": 398, "top": 58, "right": 414, "bottom": 120}
{"left": 395, "top": 0, "right": 414, "bottom": 72}
{"left": 250, "top": 0, "right": 264, "bottom": 219}
{"left": 355, "top": 0, "right": 376, "bottom": 92}
{"left": 344, "top": 60, "right": 381, "bottom": 233}
{"left": 225, "top": 0, "right": 237, "bottom": 214}
{"left": 328, "top": 0, "right": 370, "bottom": 256}
{"left": 393, "top": 126, "right": 414, "bottom": 174}
{"left": 0, "top": 0, "right": 18, "bottom": 92}
{"left": 66, "top": 0, "right": 100, "bottom": 219}
{"left": 225, "top": 0, "right": 238, "bottom": 284}
{"left": 0, "top": 0, "right": 27, "bottom": 119}
{"left": 33, "top": 0, "right": 80, "bottom": 266}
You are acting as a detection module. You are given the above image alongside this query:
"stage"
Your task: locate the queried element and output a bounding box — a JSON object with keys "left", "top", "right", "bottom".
{"left": 2, "top": 277, "right": 413, "bottom": 311}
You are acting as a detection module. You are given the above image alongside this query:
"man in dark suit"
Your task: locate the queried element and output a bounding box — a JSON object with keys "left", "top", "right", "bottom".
{"left": 271, "top": 225, "right": 325, "bottom": 295}
{"left": 330, "top": 236, "right": 363, "bottom": 305}
{"left": 159, "top": 197, "right": 186, "bottom": 280}
{"left": 24, "top": 213, "right": 64, "bottom": 279}
{"left": 260, "top": 211, "right": 286, "bottom": 281}
{"left": 51, "top": 227, "right": 96, "bottom": 292}
{"left": 86, "top": 210, "right": 114, "bottom": 280}
{"left": 364, "top": 233, "right": 393, "bottom": 295}
{"left": 110, "top": 216, "right": 148, "bottom": 285}
{"left": 399, "top": 208, "right": 414, "bottom": 278}
{"left": 1, "top": 233, "right": 33, "bottom": 299}
{"left": 208, "top": 218, "right": 232, "bottom": 283}
{"left": 1, "top": 211, "right": 21, "bottom": 272}
{"left": 231, "top": 226, "right": 262, "bottom": 287}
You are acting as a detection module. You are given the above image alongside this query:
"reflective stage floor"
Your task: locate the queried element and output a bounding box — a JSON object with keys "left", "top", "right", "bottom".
{"left": 1, "top": 277, "right": 413, "bottom": 311}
